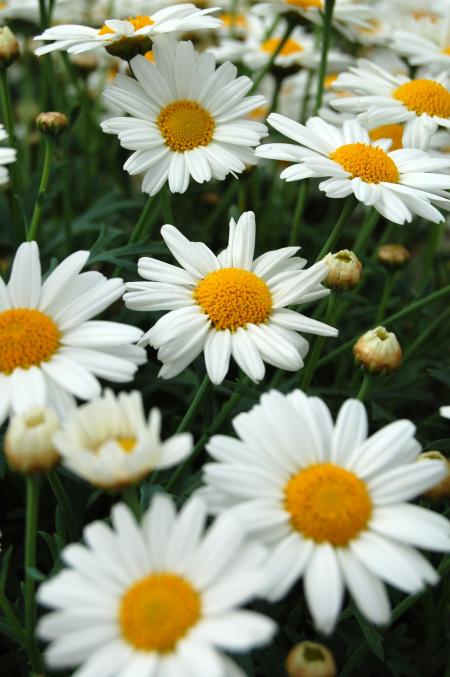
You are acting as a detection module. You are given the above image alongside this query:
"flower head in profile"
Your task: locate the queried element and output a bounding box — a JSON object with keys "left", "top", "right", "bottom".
{"left": 391, "top": 15, "right": 450, "bottom": 75}
{"left": 202, "top": 389, "right": 450, "bottom": 634}
{"left": 256, "top": 115, "right": 450, "bottom": 224}
{"left": 101, "top": 37, "right": 267, "bottom": 195}
{"left": 0, "top": 242, "right": 145, "bottom": 425}
{"left": 0, "top": 123, "right": 16, "bottom": 185}
{"left": 124, "top": 211, "right": 337, "bottom": 384}
{"left": 34, "top": 4, "right": 221, "bottom": 57}
{"left": 38, "top": 495, "right": 276, "bottom": 676}
{"left": 53, "top": 389, "right": 193, "bottom": 489}
{"left": 331, "top": 59, "right": 450, "bottom": 149}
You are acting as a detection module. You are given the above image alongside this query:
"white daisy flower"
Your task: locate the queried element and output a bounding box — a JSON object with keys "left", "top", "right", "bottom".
{"left": 0, "top": 123, "right": 16, "bottom": 186}
{"left": 440, "top": 405, "right": 450, "bottom": 419}
{"left": 255, "top": 115, "right": 450, "bottom": 224}
{"left": 201, "top": 389, "right": 450, "bottom": 634}
{"left": 0, "top": 0, "right": 88, "bottom": 24}
{"left": 0, "top": 241, "right": 146, "bottom": 425}
{"left": 38, "top": 495, "right": 276, "bottom": 676}
{"left": 100, "top": 38, "right": 268, "bottom": 196}
{"left": 34, "top": 4, "right": 221, "bottom": 56}
{"left": 53, "top": 389, "right": 193, "bottom": 489}
{"left": 124, "top": 211, "right": 337, "bottom": 384}
{"left": 331, "top": 59, "right": 450, "bottom": 149}
{"left": 391, "top": 15, "right": 450, "bottom": 75}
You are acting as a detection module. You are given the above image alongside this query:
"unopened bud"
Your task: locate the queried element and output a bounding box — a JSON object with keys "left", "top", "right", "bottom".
{"left": 36, "top": 111, "right": 69, "bottom": 138}
{"left": 286, "top": 641, "right": 336, "bottom": 677}
{"left": 418, "top": 451, "right": 450, "bottom": 499}
{"left": 71, "top": 53, "right": 99, "bottom": 73}
{"left": 323, "top": 250, "right": 362, "bottom": 290}
{"left": 377, "top": 244, "right": 410, "bottom": 269}
{"left": 5, "top": 406, "right": 60, "bottom": 474}
{"left": 0, "top": 27, "right": 20, "bottom": 68}
{"left": 353, "top": 326, "right": 402, "bottom": 374}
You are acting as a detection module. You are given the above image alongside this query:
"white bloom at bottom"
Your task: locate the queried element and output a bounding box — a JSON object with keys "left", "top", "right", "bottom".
{"left": 124, "top": 211, "right": 337, "bottom": 383}
{"left": 53, "top": 389, "right": 193, "bottom": 489}
{"left": 38, "top": 495, "right": 276, "bottom": 677}
{"left": 201, "top": 389, "right": 450, "bottom": 634}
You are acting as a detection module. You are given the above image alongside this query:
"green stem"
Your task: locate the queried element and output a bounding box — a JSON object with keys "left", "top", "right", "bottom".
{"left": 161, "top": 188, "right": 174, "bottom": 224}
{"left": 24, "top": 476, "right": 42, "bottom": 674}
{"left": 418, "top": 221, "right": 444, "bottom": 294}
{"left": 356, "top": 372, "right": 371, "bottom": 401}
{"left": 314, "top": 0, "right": 336, "bottom": 114}
{"left": 0, "top": 69, "right": 16, "bottom": 146}
{"left": 0, "top": 588, "right": 25, "bottom": 644}
{"left": 249, "top": 20, "right": 295, "bottom": 94}
{"left": 176, "top": 375, "right": 211, "bottom": 434}
{"left": 122, "top": 486, "right": 141, "bottom": 519}
{"left": 39, "top": 0, "right": 49, "bottom": 28}
{"left": 47, "top": 471, "right": 78, "bottom": 542}
{"left": 301, "top": 294, "right": 337, "bottom": 391}
{"left": 300, "top": 69, "right": 314, "bottom": 123}
{"left": 269, "top": 76, "right": 283, "bottom": 113}
{"left": 354, "top": 207, "right": 380, "bottom": 256}
{"left": 129, "top": 195, "right": 155, "bottom": 244}
{"left": 28, "top": 137, "right": 52, "bottom": 242}
{"left": 289, "top": 180, "right": 308, "bottom": 245}
{"left": 375, "top": 273, "right": 395, "bottom": 323}
{"left": 315, "top": 195, "right": 356, "bottom": 262}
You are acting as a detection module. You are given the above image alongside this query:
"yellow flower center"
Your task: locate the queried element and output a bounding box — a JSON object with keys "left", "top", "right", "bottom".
{"left": 98, "top": 15, "right": 154, "bottom": 35}
{"left": 0, "top": 309, "right": 60, "bottom": 374}
{"left": 119, "top": 573, "right": 201, "bottom": 652}
{"left": 144, "top": 50, "right": 155, "bottom": 63}
{"left": 393, "top": 79, "right": 450, "bottom": 118}
{"left": 285, "top": 463, "right": 372, "bottom": 545}
{"left": 324, "top": 73, "right": 339, "bottom": 89}
{"left": 369, "top": 123, "right": 403, "bottom": 151}
{"left": 330, "top": 143, "right": 399, "bottom": 183}
{"left": 157, "top": 100, "right": 215, "bottom": 153}
{"left": 219, "top": 13, "right": 247, "bottom": 29}
{"left": 194, "top": 268, "right": 272, "bottom": 331}
{"left": 117, "top": 436, "right": 136, "bottom": 453}
{"left": 285, "top": 0, "right": 322, "bottom": 8}
{"left": 411, "top": 10, "right": 438, "bottom": 23}
{"left": 442, "top": 47, "right": 450, "bottom": 56}
{"left": 261, "top": 37, "right": 304, "bottom": 57}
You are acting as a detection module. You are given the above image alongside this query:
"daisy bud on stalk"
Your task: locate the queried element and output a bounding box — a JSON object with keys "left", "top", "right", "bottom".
{"left": 286, "top": 641, "right": 337, "bottom": 677}
{"left": 419, "top": 451, "right": 450, "bottom": 500}
{"left": 5, "top": 406, "right": 60, "bottom": 474}
{"left": 353, "top": 326, "right": 402, "bottom": 374}
{"left": 0, "top": 26, "right": 20, "bottom": 68}
{"left": 323, "top": 249, "right": 362, "bottom": 291}
{"left": 377, "top": 243, "right": 411, "bottom": 270}
{"left": 36, "top": 111, "right": 69, "bottom": 138}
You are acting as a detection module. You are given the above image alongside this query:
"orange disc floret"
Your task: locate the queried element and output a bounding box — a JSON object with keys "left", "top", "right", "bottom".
{"left": 330, "top": 142, "right": 399, "bottom": 183}
{"left": 157, "top": 100, "right": 215, "bottom": 153}
{"left": 393, "top": 79, "right": 450, "bottom": 118}
{"left": 0, "top": 308, "right": 60, "bottom": 374}
{"left": 261, "top": 37, "right": 304, "bottom": 57}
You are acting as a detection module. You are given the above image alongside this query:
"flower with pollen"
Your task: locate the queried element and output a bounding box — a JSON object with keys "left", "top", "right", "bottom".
{"left": 37, "top": 495, "right": 276, "bottom": 675}
{"left": 202, "top": 389, "right": 450, "bottom": 634}
{"left": 256, "top": 115, "right": 450, "bottom": 224}
{"left": 124, "top": 211, "right": 337, "bottom": 384}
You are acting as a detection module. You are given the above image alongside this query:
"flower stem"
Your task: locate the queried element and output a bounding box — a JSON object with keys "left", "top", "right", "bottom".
{"left": 314, "top": 0, "right": 336, "bottom": 114}
{"left": 129, "top": 195, "right": 155, "bottom": 244}
{"left": 249, "top": 19, "right": 295, "bottom": 94}
{"left": 269, "top": 76, "right": 283, "bottom": 113}
{"left": 28, "top": 137, "right": 52, "bottom": 242}
{"left": 289, "top": 180, "right": 308, "bottom": 245}
{"left": 176, "top": 375, "right": 211, "bottom": 434}
{"left": 24, "top": 476, "right": 43, "bottom": 674}
{"left": 161, "top": 187, "right": 174, "bottom": 224}
{"left": 356, "top": 372, "right": 371, "bottom": 401}
{"left": 301, "top": 293, "right": 337, "bottom": 391}
{"left": 315, "top": 195, "right": 356, "bottom": 262}
{"left": 375, "top": 273, "right": 395, "bottom": 323}
{"left": 354, "top": 207, "right": 380, "bottom": 256}
{"left": 47, "top": 471, "right": 78, "bottom": 542}
{"left": 122, "top": 486, "right": 141, "bottom": 519}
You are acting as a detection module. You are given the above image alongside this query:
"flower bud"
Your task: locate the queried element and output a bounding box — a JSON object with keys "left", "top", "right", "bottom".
{"left": 353, "top": 326, "right": 402, "bottom": 374}
{"left": 286, "top": 641, "right": 337, "bottom": 677}
{"left": 36, "top": 111, "right": 69, "bottom": 138}
{"left": 0, "top": 27, "right": 20, "bottom": 68}
{"left": 323, "top": 250, "right": 362, "bottom": 291}
{"left": 5, "top": 406, "right": 60, "bottom": 474}
{"left": 418, "top": 451, "right": 450, "bottom": 499}
{"left": 377, "top": 244, "right": 410, "bottom": 269}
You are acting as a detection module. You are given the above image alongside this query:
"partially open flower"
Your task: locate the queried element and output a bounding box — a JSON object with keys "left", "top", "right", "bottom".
{"left": 323, "top": 249, "right": 362, "bottom": 290}
{"left": 286, "top": 641, "right": 337, "bottom": 677}
{"left": 0, "top": 26, "right": 20, "bottom": 68}
{"left": 5, "top": 406, "right": 60, "bottom": 474}
{"left": 36, "top": 112, "right": 69, "bottom": 138}
{"left": 354, "top": 326, "right": 402, "bottom": 374}
{"left": 418, "top": 451, "right": 450, "bottom": 499}
{"left": 377, "top": 244, "right": 411, "bottom": 269}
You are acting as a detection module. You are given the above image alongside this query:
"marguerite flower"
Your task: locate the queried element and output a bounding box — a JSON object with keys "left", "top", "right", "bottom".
{"left": 101, "top": 38, "right": 268, "bottom": 195}
{"left": 331, "top": 59, "right": 450, "bottom": 149}
{"left": 441, "top": 405, "right": 450, "bottom": 419}
{"left": 256, "top": 115, "right": 450, "bottom": 224}
{"left": 38, "top": 495, "right": 276, "bottom": 676}
{"left": 53, "top": 389, "right": 193, "bottom": 489}
{"left": 201, "top": 389, "right": 450, "bottom": 634}
{"left": 0, "top": 242, "right": 145, "bottom": 425}
{"left": 34, "top": 4, "right": 221, "bottom": 57}
{"left": 0, "top": 123, "right": 16, "bottom": 185}
{"left": 124, "top": 211, "right": 337, "bottom": 383}
{"left": 391, "top": 16, "right": 450, "bottom": 74}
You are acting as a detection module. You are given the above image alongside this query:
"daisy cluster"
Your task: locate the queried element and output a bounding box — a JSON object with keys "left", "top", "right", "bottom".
{"left": 0, "top": 0, "right": 449, "bottom": 675}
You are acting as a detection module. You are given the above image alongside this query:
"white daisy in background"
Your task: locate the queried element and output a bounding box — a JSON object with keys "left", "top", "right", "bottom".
{"left": 38, "top": 495, "right": 276, "bottom": 676}
{"left": 391, "top": 14, "right": 450, "bottom": 75}
{"left": 0, "top": 0, "right": 88, "bottom": 24}
{"left": 0, "top": 123, "right": 16, "bottom": 186}
{"left": 330, "top": 59, "right": 450, "bottom": 149}
{"left": 0, "top": 241, "right": 145, "bottom": 425}
{"left": 256, "top": 115, "right": 450, "bottom": 224}
{"left": 441, "top": 405, "right": 450, "bottom": 419}
{"left": 201, "top": 389, "right": 450, "bottom": 634}
{"left": 53, "top": 389, "right": 193, "bottom": 489}
{"left": 100, "top": 37, "right": 268, "bottom": 195}
{"left": 124, "top": 211, "right": 337, "bottom": 384}
{"left": 34, "top": 4, "right": 221, "bottom": 56}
